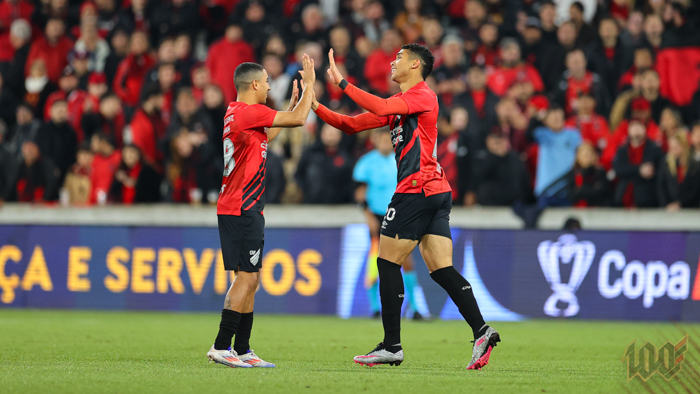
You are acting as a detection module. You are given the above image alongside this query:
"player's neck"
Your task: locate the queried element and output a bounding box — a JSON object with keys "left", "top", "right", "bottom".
{"left": 236, "top": 93, "right": 260, "bottom": 106}
{"left": 399, "top": 74, "right": 424, "bottom": 93}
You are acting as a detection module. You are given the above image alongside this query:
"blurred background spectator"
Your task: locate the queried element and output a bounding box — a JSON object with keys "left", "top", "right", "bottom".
{"left": 0, "top": 0, "right": 698, "bottom": 211}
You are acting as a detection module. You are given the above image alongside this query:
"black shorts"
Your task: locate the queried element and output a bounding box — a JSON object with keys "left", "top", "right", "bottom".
{"left": 380, "top": 191, "right": 452, "bottom": 241}
{"left": 218, "top": 212, "right": 265, "bottom": 272}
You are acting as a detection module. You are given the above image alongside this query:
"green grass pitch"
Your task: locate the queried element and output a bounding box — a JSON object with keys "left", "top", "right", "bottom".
{"left": 1, "top": 309, "right": 698, "bottom": 393}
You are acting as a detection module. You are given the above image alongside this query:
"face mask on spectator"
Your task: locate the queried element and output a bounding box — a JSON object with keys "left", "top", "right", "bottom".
{"left": 25, "top": 75, "right": 48, "bottom": 93}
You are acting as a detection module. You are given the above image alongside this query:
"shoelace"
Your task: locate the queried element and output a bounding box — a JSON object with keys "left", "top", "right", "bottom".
{"left": 368, "top": 342, "right": 385, "bottom": 354}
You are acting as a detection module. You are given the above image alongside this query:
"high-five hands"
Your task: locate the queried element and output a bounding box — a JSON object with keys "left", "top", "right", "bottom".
{"left": 299, "top": 53, "right": 316, "bottom": 87}
{"left": 327, "top": 49, "right": 344, "bottom": 86}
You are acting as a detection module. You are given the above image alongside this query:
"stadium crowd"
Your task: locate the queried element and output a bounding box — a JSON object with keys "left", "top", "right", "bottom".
{"left": 1, "top": 0, "right": 700, "bottom": 210}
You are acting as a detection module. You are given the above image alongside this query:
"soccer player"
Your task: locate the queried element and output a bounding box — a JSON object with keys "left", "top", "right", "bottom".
{"left": 207, "top": 55, "right": 316, "bottom": 368}
{"left": 313, "top": 44, "right": 500, "bottom": 370}
{"left": 354, "top": 128, "right": 429, "bottom": 320}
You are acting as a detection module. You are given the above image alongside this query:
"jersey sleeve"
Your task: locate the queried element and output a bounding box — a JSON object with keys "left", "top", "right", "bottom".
{"left": 353, "top": 154, "right": 372, "bottom": 183}
{"left": 236, "top": 104, "right": 277, "bottom": 132}
{"left": 398, "top": 86, "right": 436, "bottom": 115}
{"left": 315, "top": 104, "right": 389, "bottom": 135}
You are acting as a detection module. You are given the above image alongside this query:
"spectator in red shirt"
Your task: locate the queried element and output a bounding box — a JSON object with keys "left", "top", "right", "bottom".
{"left": 25, "top": 19, "right": 74, "bottom": 84}
{"left": 617, "top": 47, "right": 653, "bottom": 93}
{"left": 612, "top": 119, "right": 663, "bottom": 208}
{"left": 113, "top": 30, "right": 155, "bottom": 107}
{"left": 471, "top": 23, "right": 499, "bottom": 68}
{"left": 487, "top": 38, "right": 545, "bottom": 97}
{"left": 602, "top": 98, "right": 660, "bottom": 169}
{"left": 364, "top": 28, "right": 402, "bottom": 96}
{"left": 566, "top": 142, "right": 611, "bottom": 207}
{"left": 109, "top": 144, "right": 161, "bottom": 204}
{"left": 551, "top": 49, "right": 610, "bottom": 117}
{"left": 129, "top": 84, "right": 166, "bottom": 169}
{"left": 565, "top": 93, "right": 610, "bottom": 152}
{"left": 89, "top": 132, "right": 121, "bottom": 205}
{"left": 44, "top": 68, "right": 79, "bottom": 122}
{"left": 206, "top": 22, "right": 255, "bottom": 104}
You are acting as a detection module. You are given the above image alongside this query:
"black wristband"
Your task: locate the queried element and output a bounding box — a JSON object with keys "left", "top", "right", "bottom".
{"left": 339, "top": 79, "right": 349, "bottom": 90}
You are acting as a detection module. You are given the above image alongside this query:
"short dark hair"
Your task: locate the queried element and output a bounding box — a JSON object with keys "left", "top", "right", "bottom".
{"left": 234, "top": 62, "right": 265, "bottom": 92}
{"left": 571, "top": 1, "right": 584, "bottom": 13}
{"left": 401, "top": 43, "right": 434, "bottom": 80}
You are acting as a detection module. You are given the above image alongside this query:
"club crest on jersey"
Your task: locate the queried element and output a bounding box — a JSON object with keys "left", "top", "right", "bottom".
{"left": 250, "top": 249, "right": 261, "bottom": 266}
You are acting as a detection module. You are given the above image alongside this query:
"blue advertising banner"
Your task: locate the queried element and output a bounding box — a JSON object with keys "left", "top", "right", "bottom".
{"left": 2, "top": 224, "right": 700, "bottom": 322}
{"left": 0, "top": 225, "right": 341, "bottom": 314}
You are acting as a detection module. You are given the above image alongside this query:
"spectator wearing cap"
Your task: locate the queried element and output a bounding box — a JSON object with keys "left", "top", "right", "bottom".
{"left": 486, "top": 38, "right": 544, "bottom": 97}
{"left": 61, "top": 141, "right": 93, "bottom": 205}
{"left": 23, "top": 59, "right": 57, "bottom": 117}
{"left": 129, "top": 84, "right": 166, "bottom": 169}
{"left": 531, "top": 106, "right": 582, "bottom": 207}
{"left": 2, "top": 139, "right": 59, "bottom": 203}
{"left": 25, "top": 19, "right": 74, "bottom": 84}
{"left": 74, "top": 20, "right": 110, "bottom": 73}
{"left": 36, "top": 98, "right": 76, "bottom": 182}
{"left": 89, "top": 132, "right": 121, "bottom": 205}
{"left": 657, "top": 130, "right": 700, "bottom": 209}
{"left": 433, "top": 35, "right": 468, "bottom": 108}
{"left": 81, "top": 93, "right": 125, "bottom": 149}
{"left": 612, "top": 119, "right": 663, "bottom": 208}
{"left": 602, "top": 97, "right": 661, "bottom": 169}
{"left": 564, "top": 93, "right": 610, "bottom": 152}
{"left": 0, "top": 72, "right": 18, "bottom": 126}
{"left": 109, "top": 144, "right": 162, "bottom": 204}
{"left": 454, "top": 66, "right": 499, "bottom": 151}
{"left": 0, "top": 19, "right": 31, "bottom": 96}
{"left": 471, "top": 23, "right": 499, "bottom": 68}
{"left": 472, "top": 131, "right": 530, "bottom": 206}
{"left": 566, "top": 142, "right": 611, "bottom": 207}
{"left": 551, "top": 49, "right": 610, "bottom": 118}
{"left": 585, "top": 17, "right": 632, "bottom": 100}
{"left": 364, "top": 29, "right": 403, "bottom": 96}
{"left": 206, "top": 22, "right": 255, "bottom": 103}
{"left": 113, "top": 30, "right": 156, "bottom": 107}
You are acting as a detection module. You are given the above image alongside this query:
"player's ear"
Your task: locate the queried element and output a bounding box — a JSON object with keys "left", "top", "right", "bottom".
{"left": 251, "top": 79, "right": 259, "bottom": 91}
{"left": 411, "top": 59, "right": 421, "bottom": 71}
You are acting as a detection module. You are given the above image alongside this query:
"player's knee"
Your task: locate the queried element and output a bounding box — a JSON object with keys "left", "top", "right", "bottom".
{"left": 237, "top": 271, "right": 260, "bottom": 291}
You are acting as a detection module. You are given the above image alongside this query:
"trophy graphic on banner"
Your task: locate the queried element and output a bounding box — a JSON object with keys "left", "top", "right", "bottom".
{"left": 537, "top": 234, "right": 596, "bottom": 317}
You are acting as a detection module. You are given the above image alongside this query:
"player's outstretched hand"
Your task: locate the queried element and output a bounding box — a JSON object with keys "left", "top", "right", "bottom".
{"left": 327, "top": 48, "right": 345, "bottom": 86}
{"left": 287, "top": 79, "right": 299, "bottom": 111}
{"left": 301, "top": 53, "right": 315, "bottom": 86}
{"left": 300, "top": 80, "right": 319, "bottom": 110}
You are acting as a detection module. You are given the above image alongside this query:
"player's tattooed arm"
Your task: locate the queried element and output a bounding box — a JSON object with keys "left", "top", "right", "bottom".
{"left": 267, "top": 80, "right": 301, "bottom": 142}
{"left": 326, "top": 48, "right": 409, "bottom": 117}
{"left": 270, "top": 54, "right": 316, "bottom": 128}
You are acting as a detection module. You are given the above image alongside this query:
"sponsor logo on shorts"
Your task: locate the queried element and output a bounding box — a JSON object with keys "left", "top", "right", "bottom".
{"left": 250, "top": 249, "right": 260, "bottom": 266}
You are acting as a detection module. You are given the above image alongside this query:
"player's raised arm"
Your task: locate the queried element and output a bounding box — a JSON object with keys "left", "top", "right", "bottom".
{"left": 267, "top": 79, "right": 301, "bottom": 142}
{"left": 270, "top": 54, "right": 316, "bottom": 128}
{"left": 326, "top": 48, "right": 409, "bottom": 117}
{"left": 312, "top": 91, "right": 389, "bottom": 135}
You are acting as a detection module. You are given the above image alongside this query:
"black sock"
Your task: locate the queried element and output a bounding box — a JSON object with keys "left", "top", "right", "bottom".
{"left": 430, "top": 266, "right": 486, "bottom": 339}
{"left": 233, "top": 312, "right": 254, "bottom": 355}
{"left": 378, "top": 258, "right": 404, "bottom": 352}
{"left": 214, "top": 309, "right": 242, "bottom": 350}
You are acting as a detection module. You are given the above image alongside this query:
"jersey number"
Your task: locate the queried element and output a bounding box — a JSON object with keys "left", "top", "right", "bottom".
{"left": 223, "top": 138, "right": 235, "bottom": 176}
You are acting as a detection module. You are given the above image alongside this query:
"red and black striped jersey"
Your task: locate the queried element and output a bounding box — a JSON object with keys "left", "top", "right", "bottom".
{"left": 216, "top": 101, "right": 277, "bottom": 216}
